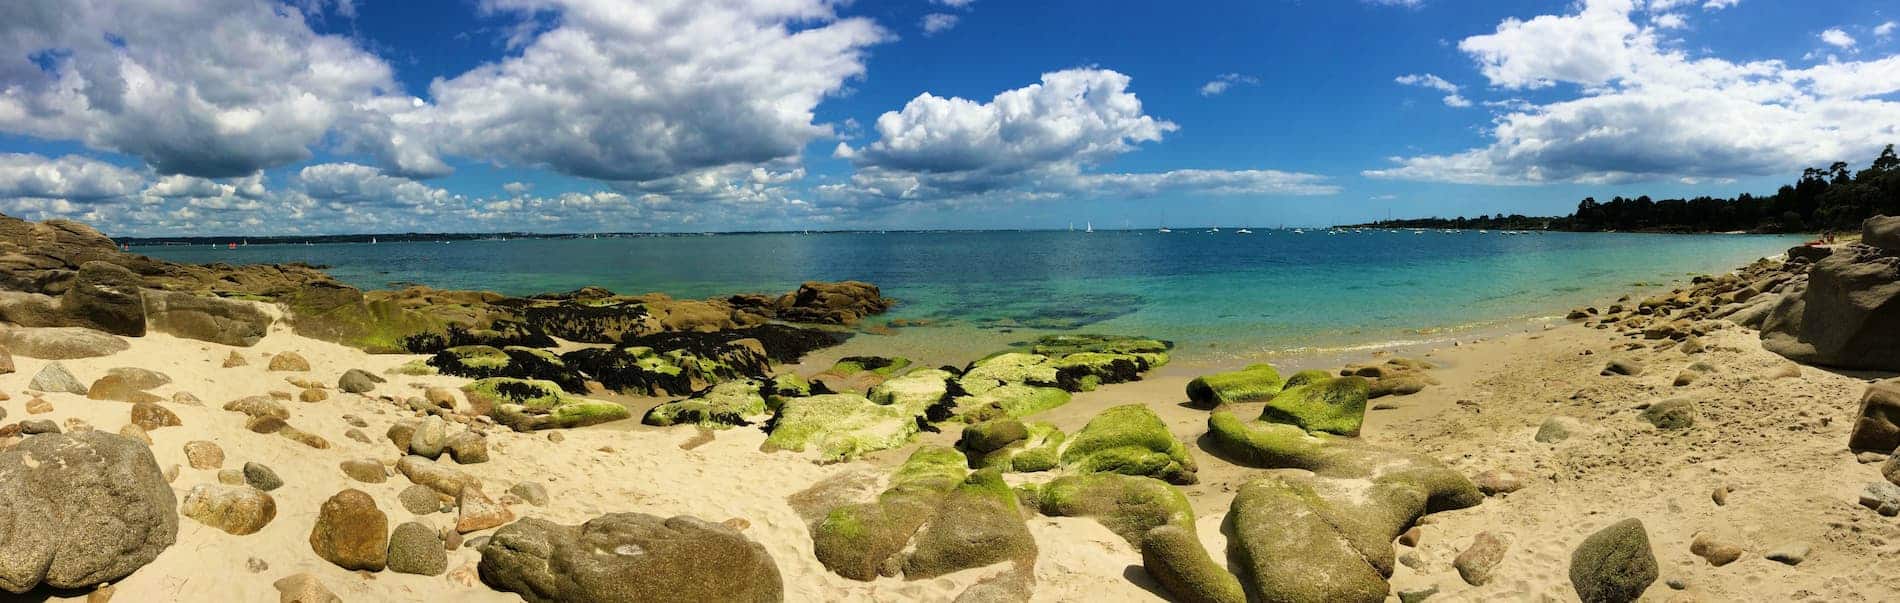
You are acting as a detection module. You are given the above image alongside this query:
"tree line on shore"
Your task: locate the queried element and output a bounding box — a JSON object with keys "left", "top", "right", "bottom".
{"left": 1345, "top": 145, "right": 1900, "bottom": 233}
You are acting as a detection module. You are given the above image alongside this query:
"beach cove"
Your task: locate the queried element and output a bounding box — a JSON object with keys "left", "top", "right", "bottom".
{"left": 0, "top": 213, "right": 1897, "bottom": 602}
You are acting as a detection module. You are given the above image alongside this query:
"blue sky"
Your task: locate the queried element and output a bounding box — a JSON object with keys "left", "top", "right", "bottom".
{"left": 0, "top": 0, "right": 1897, "bottom": 235}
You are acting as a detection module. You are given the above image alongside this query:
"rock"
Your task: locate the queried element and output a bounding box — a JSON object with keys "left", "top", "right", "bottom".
{"left": 901, "top": 468, "right": 1037, "bottom": 579}
{"left": 388, "top": 521, "right": 448, "bottom": 576}
{"left": 455, "top": 486, "right": 515, "bottom": 533}
{"left": 0, "top": 345, "right": 10, "bottom": 375}
{"left": 19, "top": 418, "right": 59, "bottom": 434}
{"left": 397, "top": 455, "right": 479, "bottom": 497}
{"left": 338, "top": 368, "right": 384, "bottom": 394}
{"left": 464, "top": 377, "right": 631, "bottom": 431}
{"left": 245, "top": 416, "right": 287, "bottom": 434}
{"left": 129, "top": 402, "right": 181, "bottom": 431}
{"left": 478, "top": 513, "right": 784, "bottom": 602}
{"left": 958, "top": 418, "right": 1029, "bottom": 454}
{"left": 244, "top": 462, "right": 283, "bottom": 491}
{"left": 183, "top": 440, "right": 224, "bottom": 469}
{"left": 87, "top": 374, "right": 162, "bottom": 403}
{"left": 1601, "top": 358, "right": 1645, "bottom": 376}
{"left": 1761, "top": 243, "right": 1900, "bottom": 371}
{"left": 1475, "top": 469, "right": 1524, "bottom": 496}
{"left": 1142, "top": 525, "right": 1245, "bottom": 603}
{"left": 344, "top": 428, "right": 371, "bottom": 444}
{"left": 1398, "top": 585, "right": 1440, "bottom": 603}
{"left": 425, "top": 387, "right": 459, "bottom": 409}
{"left": 29, "top": 362, "right": 87, "bottom": 395}
{"left": 762, "top": 392, "right": 922, "bottom": 462}
{"left": 340, "top": 458, "right": 387, "bottom": 483}
{"left": 1259, "top": 376, "right": 1370, "bottom": 436}
{"left": 267, "top": 352, "right": 310, "bottom": 372}
{"left": 0, "top": 326, "right": 129, "bottom": 359}
{"left": 507, "top": 482, "right": 549, "bottom": 507}
{"left": 1712, "top": 484, "right": 1731, "bottom": 506}
{"left": 1223, "top": 475, "right": 1389, "bottom": 603}
{"left": 215, "top": 468, "right": 244, "bottom": 485}
{"left": 1689, "top": 533, "right": 1743, "bottom": 567}
{"left": 1185, "top": 363, "right": 1283, "bottom": 408}
{"left": 298, "top": 388, "right": 328, "bottom": 403}
{"left": 774, "top": 280, "right": 892, "bottom": 325}
{"left": 1060, "top": 404, "right": 1198, "bottom": 485}
{"left": 309, "top": 489, "right": 388, "bottom": 571}
{"left": 1849, "top": 379, "right": 1900, "bottom": 452}
{"left": 223, "top": 351, "right": 247, "bottom": 368}
{"left": 0, "top": 432, "right": 176, "bottom": 593}
{"left": 223, "top": 395, "right": 289, "bottom": 421}
{"left": 105, "top": 367, "right": 170, "bottom": 389}
{"left": 809, "top": 447, "right": 966, "bottom": 580}
{"left": 1867, "top": 214, "right": 1900, "bottom": 253}
{"left": 1672, "top": 370, "right": 1700, "bottom": 387}
{"left": 1641, "top": 399, "right": 1697, "bottom": 430}
{"left": 271, "top": 573, "right": 340, "bottom": 603}
{"left": 63, "top": 262, "right": 146, "bottom": 336}
{"left": 117, "top": 423, "right": 151, "bottom": 445}
{"left": 180, "top": 484, "right": 276, "bottom": 535}
{"left": 1569, "top": 518, "right": 1658, "bottom": 603}
{"left": 411, "top": 416, "right": 448, "bottom": 458}
{"left": 1399, "top": 527, "right": 1421, "bottom": 547}
{"left": 277, "top": 426, "right": 331, "bottom": 449}
{"left": 1860, "top": 481, "right": 1900, "bottom": 516}
{"left": 1536, "top": 416, "right": 1582, "bottom": 443}
{"left": 1765, "top": 542, "right": 1809, "bottom": 565}
{"left": 1859, "top": 451, "right": 1888, "bottom": 464}
{"left": 446, "top": 431, "right": 489, "bottom": 464}
{"left": 400, "top": 484, "right": 445, "bottom": 515}
{"left": 1455, "top": 532, "right": 1508, "bottom": 586}
{"left": 141, "top": 290, "right": 271, "bottom": 346}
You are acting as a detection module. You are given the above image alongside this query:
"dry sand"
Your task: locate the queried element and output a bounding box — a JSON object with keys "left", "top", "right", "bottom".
{"left": 2, "top": 298, "right": 1893, "bottom": 601}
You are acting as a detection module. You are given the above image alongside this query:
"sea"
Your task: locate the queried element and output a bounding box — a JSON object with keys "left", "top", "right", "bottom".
{"left": 134, "top": 229, "right": 1807, "bottom": 367}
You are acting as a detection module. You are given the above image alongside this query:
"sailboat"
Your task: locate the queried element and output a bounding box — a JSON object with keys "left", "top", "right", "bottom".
{"left": 1085, "top": 222, "right": 1094, "bottom": 234}
{"left": 370, "top": 236, "right": 378, "bottom": 244}
{"left": 1157, "top": 227, "right": 1172, "bottom": 233}
{"left": 1236, "top": 228, "right": 1253, "bottom": 235}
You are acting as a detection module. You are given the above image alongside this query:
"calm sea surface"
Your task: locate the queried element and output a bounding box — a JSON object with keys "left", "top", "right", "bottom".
{"left": 135, "top": 229, "right": 1805, "bottom": 366}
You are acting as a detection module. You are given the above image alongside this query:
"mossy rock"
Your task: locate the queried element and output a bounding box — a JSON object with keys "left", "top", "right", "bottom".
{"left": 954, "top": 384, "right": 1073, "bottom": 423}
{"left": 464, "top": 377, "right": 631, "bottom": 431}
{"left": 957, "top": 353, "right": 1061, "bottom": 395}
{"left": 1260, "top": 376, "right": 1370, "bottom": 436}
{"left": 1203, "top": 411, "right": 1482, "bottom": 513}
{"left": 901, "top": 468, "right": 1036, "bottom": 579}
{"left": 430, "top": 345, "right": 586, "bottom": 392}
{"left": 1282, "top": 369, "right": 1333, "bottom": 389}
{"left": 958, "top": 418, "right": 1029, "bottom": 455}
{"left": 562, "top": 342, "right": 766, "bottom": 397}
{"left": 389, "top": 358, "right": 439, "bottom": 376}
{"left": 1144, "top": 525, "right": 1246, "bottom": 603}
{"left": 1060, "top": 404, "right": 1197, "bottom": 485}
{"left": 1036, "top": 473, "right": 1194, "bottom": 546}
{"left": 1185, "top": 364, "right": 1284, "bottom": 409}
{"left": 867, "top": 368, "right": 953, "bottom": 410}
{"left": 286, "top": 292, "right": 446, "bottom": 354}
{"left": 643, "top": 380, "right": 770, "bottom": 428}
{"left": 1569, "top": 518, "right": 1658, "bottom": 603}
{"left": 821, "top": 356, "right": 912, "bottom": 379}
{"left": 1223, "top": 474, "right": 1392, "bottom": 603}
{"left": 963, "top": 421, "right": 1065, "bottom": 472}
{"left": 1030, "top": 334, "right": 1172, "bottom": 365}
{"left": 811, "top": 447, "right": 967, "bottom": 580}
{"left": 763, "top": 393, "right": 922, "bottom": 461}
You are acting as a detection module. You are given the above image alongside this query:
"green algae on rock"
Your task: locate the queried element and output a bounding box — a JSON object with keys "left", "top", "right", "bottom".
{"left": 1260, "top": 375, "right": 1371, "bottom": 436}
{"left": 463, "top": 378, "right": 630, "bottom": 431}
{"left": 811, "top": 447, "right": 967, "bottom": 580}
{"left": 643, "top": 379, "right": 773, "bottom": 428}
{"left": 1060, "top": 404, "right": 1198, "bottom": 485}
{"left": 1185, "top": 363, "right": 1285, "bottom": 409}
{"left": 902, "top": 468, "right": 1037, "bottom": 579}
{"left": 953, "top": 383, "right": 1073, "bottom": 423}
{"left": 762, "top": 393, "right": 924, "bottom": 461}
{"left": 866, "top": 368, "right": 953, "bottom": 408}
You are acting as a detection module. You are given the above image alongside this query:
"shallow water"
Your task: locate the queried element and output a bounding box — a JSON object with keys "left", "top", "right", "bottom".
{"left": 137, "top": 229, "right": 1805, "bottom": 365}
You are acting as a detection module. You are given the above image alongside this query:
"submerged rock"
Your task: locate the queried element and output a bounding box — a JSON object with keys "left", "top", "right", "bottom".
{"left": 479, "top": 513, "right": 783, "bottom": 603}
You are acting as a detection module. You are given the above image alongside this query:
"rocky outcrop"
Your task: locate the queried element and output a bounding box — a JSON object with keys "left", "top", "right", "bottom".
{"left": 479, "top": 513, "right": 783, "bottom": 603}
{"left": 1848, "top": 379, "right": 1900, "bottom": 452}
{"left": 1761, "top": 240, "right": 1900, "bottom": 371}
{"left": 0, "top": 432, "right": 177, "bottom": 593}
{"left": 1866, "top": 214, "right": 1900, "bottom": 253}
{"left": 770, "top": 281, "right": 892, "bottom": 325}
{"left": 462, "top": 378, "right": 631, "bottom": 431}
{"left": 62, "top": 262, "right": 147, "bottom": 336}
{"left": 141, "top": 290, "right": 272, "bottom": 346}
{"left": 1059, "top": 404, "right": 1198, "bottom": 485}
{"left": 0, "top": 326, "right": 128, "bottom": 359}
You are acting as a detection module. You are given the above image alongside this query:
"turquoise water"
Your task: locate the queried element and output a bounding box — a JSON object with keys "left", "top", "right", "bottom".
{"left": 136, "top": 229, "right": 1804, "bottom": 364}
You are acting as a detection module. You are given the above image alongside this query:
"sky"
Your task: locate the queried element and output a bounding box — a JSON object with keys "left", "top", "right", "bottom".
{"left": 1, "top": 0, "right": 1897, "bottom": 236}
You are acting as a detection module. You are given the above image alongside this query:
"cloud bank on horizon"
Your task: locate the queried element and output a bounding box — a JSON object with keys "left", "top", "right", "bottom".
{"left": 0, "top": 0, "right": 1895, "bottom": 235}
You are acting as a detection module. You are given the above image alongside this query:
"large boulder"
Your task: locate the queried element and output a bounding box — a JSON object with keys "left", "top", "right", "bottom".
{"left": 463, "top": 378, "right": 631, "bottom": 431}
{"left": 1185, "top": 364, "right": 1284, "bottom": 409}
{"left": 1224, "top": 475, "right": 1393, "bottom": 603}
{"left": 1260, "top": 375, "right": 1371, "bottom": 436}
{"left": 309, "top": 489, "right": 389, "bottom": 571}
{"left": 0, "top": 326, "right": 128, "bottom": 359}
{"left": 901, "top": 469, "right": 1036, "bottom": 579}
{"left": 811, "top": 447, "right": 966, "bottom": 580}
{"left": 479, "top": 513, "right": 783, "bottom": 603}
{"left": 1867, "top": 215, "right": 1900, "bottom": 253}
{"left": 61, "top": 262, "right": 146, "bottom": 336}
{"left": 1761, "top": 244, "right": 1900, "bottom": 371}
{"left": 0, "top": 432, "right": 177, "bottom": 593}
{"left": 763, "top": 393, "right": 922, "bottom": 461}
{"left": 140, "top": 290, "right": 272, "bottom": 346}
{"left": 773, "top": 281, "right": 892, "bottom": 325}
{"left": 1059, "top": 404, "right": 1198, "bottom": 485}
{"left": 643, "top": 379, "right": 773, "bottom": 429}
{"left": 1037, "top": 473, "right": 1243, "bottom": 603}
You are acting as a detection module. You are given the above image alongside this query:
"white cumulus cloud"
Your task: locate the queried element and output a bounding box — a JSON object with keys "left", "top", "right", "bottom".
{"left": 1394, "top": 73, "right": 1473, "bottom": 107}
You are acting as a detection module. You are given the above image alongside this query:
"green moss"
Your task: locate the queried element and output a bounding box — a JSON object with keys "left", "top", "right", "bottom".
{"left": 502, "top": 345, "right": 565, "bottom": 368}
{"left": 1038, "top": 473, "right": 1194, "bottom": 546}
{"left": 1260, "top": 376, "right": 1370, "bottom": 436}
{"left": 824, "top": 356, "right": 912, "bottom": 377}
{"left": 812, "top": 446, "right": 967, "bottom": 580}
{"left": 643, "top": 379, "right": 769, "bottom": 428}
{"left": 1031, "top": 334, "right": 1171, "bottom": 361}
{"left": 445, "top": 345, "right": 511, "bottom": 370}
{"left": 867, "top": 368, "right": 953, "bottom": 410}
{"left": 768, "top": 373, "right": 813, "bottom": 398}
{"left": 389, "top": 358, "right": 438, "bottom": 376}
{"left": 1205, "top": 411, "right": 1482, "bottom": 513}
{"left": 1282, "top": 369, "right": 1333, "bottom": 389}
{"left": 959, "top": 418, "right": 1029, "bottom": 455}
{"left": 1060, "top": 404, "right": 1198, "bottom": 485}
{"left": 958, "top": 353, "right": 1060, "bottom": 394}
{"left": 957, "top": 384, "right": 1072, "bottom": 423}
{"left": 763, "top": 393, "right": 922, "bottom": 461}
{"left": 902, "top": 468, "right": 1035, "bottom": 579}
{"left": 1185, "top": 364, "right": 1284, "bottom": 408}
{"left": 288, "top": 296, "right": 446, "bottom": 353}
{"left": 1205, "top": 411, "right": 1333, "bottom": 469}
{"left": 465, "top": 377, "right": 630, "bottom": 430}
{"left": 1143, "top": 525, "right": 1246, "bottom": 603}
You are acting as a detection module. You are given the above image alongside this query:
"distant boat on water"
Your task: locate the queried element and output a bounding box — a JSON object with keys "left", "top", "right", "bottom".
{"left": 1236, "top": 228, "right": 1253, "bottom": 235}
{"left": 1158, "top": 227, "right": 1172, "bottom": 233}
{"left": 1085, "top": 222, "right": 1094, "bottom": 234}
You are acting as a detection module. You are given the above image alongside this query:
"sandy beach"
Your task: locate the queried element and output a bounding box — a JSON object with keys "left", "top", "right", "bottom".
{"left": 1, "top": 256, "right": 1893, "bottom": 602}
